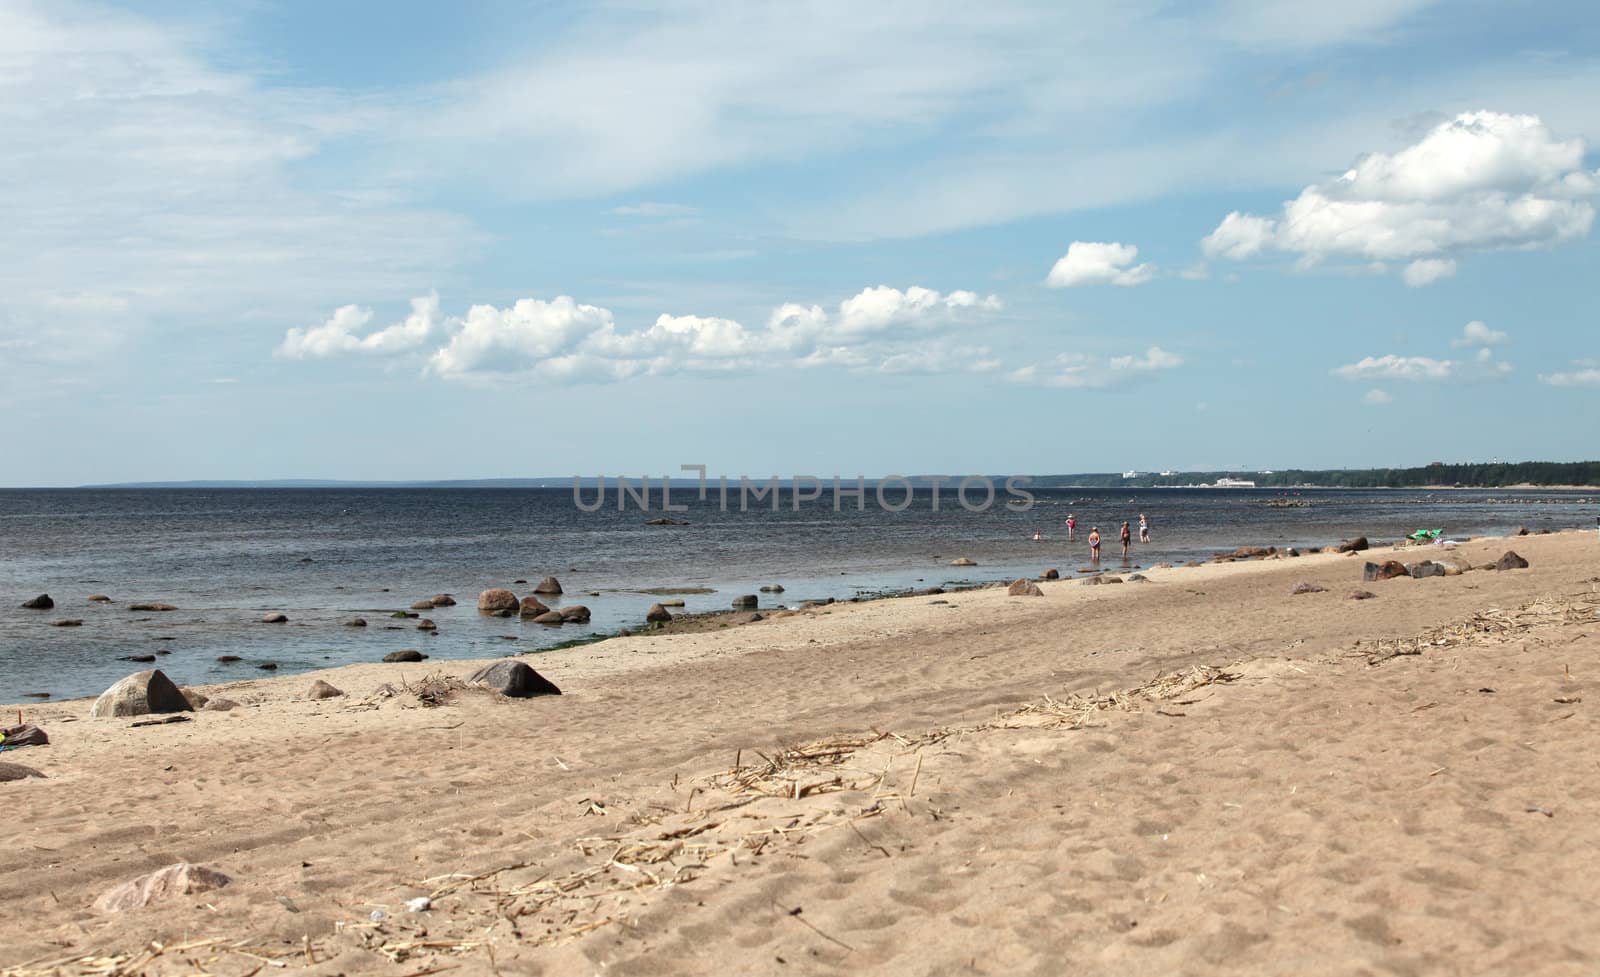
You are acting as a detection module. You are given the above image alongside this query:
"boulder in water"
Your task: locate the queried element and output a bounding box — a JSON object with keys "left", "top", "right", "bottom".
{"left": 50, "top": 618, "right": 83, "bottom": 627}
{"left": 466, "top": 659, "right": 561, "bottom": 698}
{"left": 533, "top": 576, "right": 563, "bottom": 595}
{"left": 646, "top": 603, "right": 672, "bottom": 624}
{"left": 429, "top": 594, "right": 456, "bottom": 607}
{"left": 128, "top": 602, "right": 176, "bottom": 612}
{"left": 532, "top": 610, "right": 565, "bottom": 625}
{"left": 478, "top": 589, "right": 520, "bottom": 612}
{"left": 87, "top": 594, "right": 112, "bottom": 603}
{"left": 519, "top": 596, "right": 550, "bottom": 618}
{"left": 559, "top": 605, "right": 591, "bottom": 623}
{"left": 382, "top": 649, "right": 427, "bottom": 663}
{"left": 1041, "top": 568, "right": 1060, "bottom": 580}
{"left": 261, "top": 613, "right": 288, "bottom": 624}
{"left": 949, "top": 557, "right": 977, "bottom": 567}
{"left": 90, "top": 669, "right": 192, "bottom": 719}
{"left": 731, "top": 595, "right": 758, "bottom": 610}
{"left": 21, "top": 594, "right": 54, "bottom": 610}
{"left": 344, "top": 618, "right": 367, "bottom": 627}
{"left": 410, "top": 599, "right": 436, "bottom": 610}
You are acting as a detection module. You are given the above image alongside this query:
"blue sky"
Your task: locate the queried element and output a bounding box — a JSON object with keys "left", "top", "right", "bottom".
{"left": 2, "top": 0, "right": 1597, "bottom": 485}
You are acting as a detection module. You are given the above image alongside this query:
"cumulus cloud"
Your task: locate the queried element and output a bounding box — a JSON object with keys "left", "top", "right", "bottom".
{"left": 1203, "top": 112, "right": 1599, "bottom": 276}
{"left": 1451, "top": 320, "right": 1509, "bottom": 348}
{"left": 277, "top": 295, "right": 442, "bottom": 359}
{"left": 1045, "top": 242, "right": 1155, "bottom": 287}
{"left": 282, "top": 285, "right": 1004, "bottom": 383}
{"left": 1539, "top": 362, "right": 1600, "bottom": 387}
{"left": 1402, "top": 258, "right": 1456, "bottom": 287}
{"left": 1332, "top": 348, "right": 1512, "bottom": 383}
{"left": 1008, "top": 346, "right": 1182, "bottom": 389}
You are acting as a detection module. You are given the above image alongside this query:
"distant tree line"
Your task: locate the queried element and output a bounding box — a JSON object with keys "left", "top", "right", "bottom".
{"left": 1030, "top": 461, "right": 1600, "bottom": 489}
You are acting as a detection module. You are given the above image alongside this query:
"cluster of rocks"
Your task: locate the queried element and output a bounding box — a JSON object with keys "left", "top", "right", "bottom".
{"left": 1362, "top": 550, "right": 1528, "bottom": 582}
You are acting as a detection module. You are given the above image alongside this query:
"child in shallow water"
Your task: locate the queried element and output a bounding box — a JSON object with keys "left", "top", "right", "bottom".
{"left": 1088, "top": 527, "right": 1101, "bottom": 561}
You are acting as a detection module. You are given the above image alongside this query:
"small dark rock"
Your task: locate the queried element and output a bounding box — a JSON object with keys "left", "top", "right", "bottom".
{"left": 759, "top": 584, "right": 786, "bottom": 593}
{"left": 1291, "top": 582, "right": 1327, "bottom": 595}
{"left": 87, "top": 594, "right": 112, "bottom": 603}
{"left": 1042, "top": 569, "right": 1060, "bottom": 580}
{"left": 215, "top": 655, "right": 242, "bottom": 663}
{"left": 128, "top": 602, "right": 176, "bottom": 612}
{"left": 1496, "top": 550, "right": 1530, "bottom": 571}
{"left": 344, "top": 618, "right": 368, "bottom": 627}
{"left": 261, "top": 613, "right": 288, "bottom": 624}
{"left": 1347, "top": 590, "right": 1378, "bottom": 600}
{"left": 466, "top": 659, "right": 561, "bottom": 698}
{"left": 21, "top": 594, "right": 54, "bottom": 610}
{"left": 416, "top": 618, "right": 437, "bottom": 631}
{"left": 731, "top": 595, "right": 759, "bottom": 610}
{"left": 119, "top": 655, "right": 157, "bottom": 663}
{"left": 382, "top": 650, "right": 427, "bottom": 663}
{"left": 256, "top": 662, "right": 278, "bottom": 671}
{"left": 50, "top": 618, "right": 83, "bottom": 627}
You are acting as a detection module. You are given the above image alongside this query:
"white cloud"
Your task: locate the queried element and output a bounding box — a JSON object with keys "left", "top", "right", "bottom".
{"left": 0, "top": 1, "right": 481, "bottom": 364}
{"left": 1332, "top": 348, "right": 1512, "bottom": 382}
{"left": 1539, "top": 363, "right": 1600, "bottom": 387}
{"left": 1204, "top": 112, "right": 1599, "bottom": 276}
{"left": 1009, "top": 346, "right": 1182, "bottom": 388}
{"left": 277, "top": 295, "right": 442, "bottom": 359}
{"left": 1402, "top": 258, "right": 1457, "bottom": 287}
{"left": 1363, "top": 388, "right": 1393, "bottom": 405}
{"left": 609, "top": 202, "right": 699, "bottom": 218}
{"left": 286, "top": 284, "right": 1004, "bottom": 383}
{"left": 1045, "top": 242, "right": 1155, "bottom": 287}
{"left": 1451, "top": 319, "right": 1510, "bottom": 347}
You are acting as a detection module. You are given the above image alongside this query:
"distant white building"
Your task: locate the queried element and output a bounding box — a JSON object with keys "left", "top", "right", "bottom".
{"left": 1211, "top": 477, "right": 1257, "bottom": 488}
{"left": 1122, "top": 470, "right": 1139, "bottom": 479}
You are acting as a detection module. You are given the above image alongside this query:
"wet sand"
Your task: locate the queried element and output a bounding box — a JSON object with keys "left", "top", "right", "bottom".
{"left": 2, "top": 531, "right": 1598, "bottom": 975}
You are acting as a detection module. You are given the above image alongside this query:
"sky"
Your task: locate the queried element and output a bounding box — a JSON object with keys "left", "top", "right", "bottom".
{"left": 2, "top": 0, "right": 1598, "bottom": 486}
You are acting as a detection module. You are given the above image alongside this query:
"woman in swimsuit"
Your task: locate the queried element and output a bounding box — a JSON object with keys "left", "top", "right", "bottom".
{"left": 1120, "top": 521, "right": 1132, "bottom": 559}
{"left": 1065, "top": 514, "right": 1077, "bottom": 541}
{"left": 1138, "top": 514, "right": 1150, "bottom": 543}
{"left": 1088, "top": 527, "right": 1101, "bottom": 561}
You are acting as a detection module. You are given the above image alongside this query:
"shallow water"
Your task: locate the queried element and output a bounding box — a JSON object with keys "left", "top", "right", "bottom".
{"left": 1, "top": 486, "right": 1591, "bottom": 701}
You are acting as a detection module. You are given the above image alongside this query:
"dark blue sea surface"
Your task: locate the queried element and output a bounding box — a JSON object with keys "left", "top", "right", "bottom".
{"left": 1, "top": 486, "right": 1592, "bottom": 702}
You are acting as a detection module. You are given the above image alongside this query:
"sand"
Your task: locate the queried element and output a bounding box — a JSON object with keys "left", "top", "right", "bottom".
{"left": 3, "top": 531, "right": 1599, "bottom": 975}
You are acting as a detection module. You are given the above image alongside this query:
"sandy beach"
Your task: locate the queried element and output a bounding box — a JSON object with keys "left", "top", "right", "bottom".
{"left": 3, "top": 530, "right": 1599, "bottom": 975}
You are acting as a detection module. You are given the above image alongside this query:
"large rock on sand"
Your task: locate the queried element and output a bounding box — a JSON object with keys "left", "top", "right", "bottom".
{"left": 89, "top": 669, "right": 192, "bottom": 719}
{"left": 1337, "top": 537, "right": 1370, "bottom": 553}
{"left": 466, "top": 660, "right": 561, "bottom": 698}
{"left": 646, "top": 603, "right": 673, "bottom": 624}
{"left": 21, "top": 594, "right": 53, "bottom": 610}
{"left": 1407, "top": 561, "right": 1446, "bottom": 579}
{"left": 0, "top": 762, "right": 45, "bottom": 782}
{"left": 93, "top": 863, "right": 231, "bottom": 913}
{"left": 1496, "top": 550, "right": 1530, "bottom": 570}
{"left": 1362, "top": 560, "right": 1410, "bottom": 582}
{"left": 306, "top": 680, "right": 344, "bottom": 700}
{"left": 383, "top": 650, "right": 427, "bottom": 663}
{"left": 478, "top": 589, "right": 521, "bottom": 613}
{"left": 532, "top": 576, "right": 563, "bottom": 595}
{"left": 1229, "top": 546, "right": 1274, "bottom": 559}
{"left": 1007, "top": 578, "right": 1044, "bottom": 597}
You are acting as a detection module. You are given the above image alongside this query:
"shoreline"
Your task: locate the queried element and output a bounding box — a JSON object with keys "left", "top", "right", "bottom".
{"left": 3, "top": 528, "right": 1585, "bottom": 712}
{"left": 3, "top": 528, "right": 1598, "bottom": 974}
